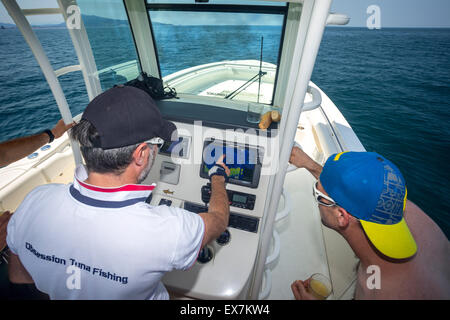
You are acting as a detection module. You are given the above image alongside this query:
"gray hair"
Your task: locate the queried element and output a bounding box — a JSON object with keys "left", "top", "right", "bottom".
{"left": 70, "top": 119, "right": 151, "bottom": 175}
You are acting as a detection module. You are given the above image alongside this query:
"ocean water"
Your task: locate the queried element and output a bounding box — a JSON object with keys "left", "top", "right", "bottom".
{"left": 313, "top": 28, "right": 450, "bottom": 238}
{"left": 0, "top": 26, "right": 449, "bottom": 238}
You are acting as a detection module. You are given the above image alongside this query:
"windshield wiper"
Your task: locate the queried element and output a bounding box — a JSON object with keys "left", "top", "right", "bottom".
{"left": 225, "top": 36, "right": 266, "bottom": 101}
{"left": 224, "top": 70, "right": 266, "bottom": 100}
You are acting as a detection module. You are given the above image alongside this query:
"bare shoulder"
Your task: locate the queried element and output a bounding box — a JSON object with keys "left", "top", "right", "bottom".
{"left": 355, "top": 202, "right": 449, "bottom": 300}
{"left": 404, "top": 200, "right": 449, "bottom": 244}
{"left": 404, "top": 200, "right": 450, "bottom": 299}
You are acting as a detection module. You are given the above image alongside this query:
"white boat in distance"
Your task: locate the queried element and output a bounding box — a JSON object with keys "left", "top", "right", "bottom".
{"left": 0, "top": 0, "right": 364, "bottom": 300}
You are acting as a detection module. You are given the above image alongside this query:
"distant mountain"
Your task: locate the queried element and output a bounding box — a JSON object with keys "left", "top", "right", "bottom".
{"left": 0, "top": 22, "right": 16, "bottom": 29}
{"left": 32, "top": 14, "right": 130, "bottom": 28}
{"left": 0, "top": 15, "right": 129, "bottom": 29}
{"left": 79, "top": 14, "right": 130, "bottom": 27}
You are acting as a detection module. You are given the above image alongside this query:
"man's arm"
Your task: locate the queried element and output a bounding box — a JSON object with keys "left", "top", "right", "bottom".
{"left": 199, "top": 158, "right": 230, "bottom": 248}
{"left": 289, "top": 146, "right": 323, "bottom": 179}
{"left": 0, "top": 119, "right": 74, "bottom": 167}
{"left": 8, "top": 252, "right": 49, "bottom": 300}
{"left": 6, "top": 215, "right": 49, "bottom": 299}
{"left": 8, "top": 252, "right": 34, "bottom": 284}
{"left": 0, "top": 211, "right": 12, "bottom": 253}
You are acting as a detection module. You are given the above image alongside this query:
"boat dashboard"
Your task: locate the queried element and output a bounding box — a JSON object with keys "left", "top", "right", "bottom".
{"left": 143, "top": 100, "right": 279, "bottom": 299}
{"left": 156, "top": 99, "right": 279, "bottom": 134}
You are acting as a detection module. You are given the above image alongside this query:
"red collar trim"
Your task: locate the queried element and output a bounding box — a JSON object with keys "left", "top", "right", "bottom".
{"left": 77, "top": 179, "right": 155, "bottom": 193}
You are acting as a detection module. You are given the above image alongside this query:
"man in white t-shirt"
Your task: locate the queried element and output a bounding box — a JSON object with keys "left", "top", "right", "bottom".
{"left": 7, "top": 86, "right": 230, "bottom": 299}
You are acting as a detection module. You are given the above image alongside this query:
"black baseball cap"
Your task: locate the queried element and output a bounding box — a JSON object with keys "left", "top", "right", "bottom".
{"left": 81, "top": 85, "right": 177, "bottom": 149}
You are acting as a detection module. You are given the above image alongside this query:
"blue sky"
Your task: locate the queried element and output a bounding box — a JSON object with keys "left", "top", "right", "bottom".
{"left": 1, "top": 0, "right": 450, "bottom": 27}
{"left": 332, "top": 0, "right": 450, "bottom": 28}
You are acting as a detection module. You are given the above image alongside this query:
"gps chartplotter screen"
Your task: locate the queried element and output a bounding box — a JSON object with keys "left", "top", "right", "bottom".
{"left": 200, "top": 140, "right": 262, "bottom": 188}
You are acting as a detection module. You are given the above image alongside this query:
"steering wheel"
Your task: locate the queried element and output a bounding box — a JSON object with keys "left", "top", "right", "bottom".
{"left": 286, "top": 141, "right": 303, "bottom": 173}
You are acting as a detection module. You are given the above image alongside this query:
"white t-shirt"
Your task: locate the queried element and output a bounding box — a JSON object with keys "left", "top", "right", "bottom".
{"left": 7, "top": 165, "right": 204, "bottom": 300}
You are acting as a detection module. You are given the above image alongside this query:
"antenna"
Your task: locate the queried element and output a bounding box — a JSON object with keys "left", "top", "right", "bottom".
{"left": 257, "top": 36, "right": 264, "bottom": 104}
{"left": 224, "top": 36, "right": 266, "bottom": 100}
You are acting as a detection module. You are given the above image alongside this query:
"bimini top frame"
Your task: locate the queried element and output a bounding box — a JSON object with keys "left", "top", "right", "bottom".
{"left": 1, "top": 0, "right": 104, "bottom": 166}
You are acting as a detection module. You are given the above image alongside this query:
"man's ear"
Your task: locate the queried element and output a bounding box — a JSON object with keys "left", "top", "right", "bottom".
{"left": 132, "top": 143, "right": 149, "bottom": 166}
{"left": 335, "top": 207, "right": 350, "bottom": 228}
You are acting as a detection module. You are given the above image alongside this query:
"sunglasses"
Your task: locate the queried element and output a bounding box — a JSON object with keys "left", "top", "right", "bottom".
{"left": 145, "top": 137, "right": 164, "bottom": 150}
{"left": 313, "top": 181, "right": 337, "bottom": 207}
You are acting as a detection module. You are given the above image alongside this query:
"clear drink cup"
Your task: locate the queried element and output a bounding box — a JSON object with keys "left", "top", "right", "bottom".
{"left": 307, "top": 273, "right": 333, "bottom": 300}
{"left": 246, "top": 103, "right": 263, "bottom": 124}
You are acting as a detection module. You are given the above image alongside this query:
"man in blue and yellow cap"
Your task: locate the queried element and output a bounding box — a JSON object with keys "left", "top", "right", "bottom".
{"left": 289, "top": 147, "right": 449, "bottom": 300}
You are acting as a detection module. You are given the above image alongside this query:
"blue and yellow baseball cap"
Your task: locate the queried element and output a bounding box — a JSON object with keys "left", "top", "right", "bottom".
{"left": 320, "top": 151, "right": 417, "bottom": 259}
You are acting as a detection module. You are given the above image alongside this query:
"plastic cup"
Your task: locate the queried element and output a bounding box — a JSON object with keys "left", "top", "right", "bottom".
{"left": 246, "top": 103, "right": 263, "bottom": 124}
{"left": 307, "top": 273, "right": 332, "bottom": 300}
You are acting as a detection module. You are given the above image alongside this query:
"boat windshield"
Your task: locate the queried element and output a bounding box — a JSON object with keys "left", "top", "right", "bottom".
{"left": 147, "top": 0, "right": 287, "bottom": 105}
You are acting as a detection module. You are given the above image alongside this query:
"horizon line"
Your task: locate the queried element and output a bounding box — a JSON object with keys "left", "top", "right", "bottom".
{"left": 1, "top": 23, "right": 450, "bottom": 29}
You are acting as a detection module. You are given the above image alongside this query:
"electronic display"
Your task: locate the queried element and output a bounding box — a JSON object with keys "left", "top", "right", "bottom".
{"left": 159, "top": 137, "right": 189, "bottom": 158}
{"left": 200, "top": 139, "right": 262, "bottom": 188}
{"left": 232, "top": 193, "right": 248, "bottom": 204}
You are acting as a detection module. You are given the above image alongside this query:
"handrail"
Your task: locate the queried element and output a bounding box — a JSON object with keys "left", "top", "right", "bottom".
{"left": 260, "top": 188, "right": 291, "bottom": 298}
{"left": 22, "top": 8, "right": 61, "bottom": 16}
{"left": 275, "top": 187, "right": 291, "bottom": 222}
{"left": 258, "top": 269, "right": 272, "bottom": 300}
{"left": 265, "top": 230, "right": 280, "bottom": 266}
{"left": 326, "top": 13, "right": 350, "bottom": 26}
{"left": 302, "top": 85, "right": 322, "bottom": 111}
{"left": 55, "top": 64, "right": 82, "bottom": 77}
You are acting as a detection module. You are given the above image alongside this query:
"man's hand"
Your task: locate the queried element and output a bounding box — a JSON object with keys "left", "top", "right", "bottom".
{"left": 289, "top": 146, "right": 323, "bottom": 179}
{"left": 51, "top": 119, "right": 75, "bottom": 139}
{"left": 0, "top": 119, "right": 76, "bottom": 167}
{"left": 216, "top": 154, "right": 231, "bottom": 177}
{"left": 199, "top": 154, "right": 230, "bottom": 248}
{"left": 208, "top": 154, "right": 231, "bottom": 183}
{"left": 289, "top": 146, "right": 311, "bottom": 168}
{"left": 291, "top": 279, "right": 318, "bottom": 300}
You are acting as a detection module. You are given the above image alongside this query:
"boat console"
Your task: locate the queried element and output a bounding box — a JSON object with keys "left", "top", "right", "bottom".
{"left": 142, "top": 101, "right": 278, "bottom": 299}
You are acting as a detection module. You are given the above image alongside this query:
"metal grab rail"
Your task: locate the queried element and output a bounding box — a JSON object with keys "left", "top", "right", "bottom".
{"left": 265, "top": 230, "right": 281, "bottom": 266}
{"left": 302, "top": 85, "right": 322, "bottom": 111}
{"left": 258, "top": 269, "right": 272, "bottom": 300}
{"left": 326, "top": 13, "right": 350, "bottom": 26}
{"left": 259, "top": 187, "right": 292, "bottom": 299}
{"left": 21, "top": 8, "right": 62, "bottom": 16}
{"left": 275, "top": 187, "right": 292, "bottom": 222}
{"left": 55, "top": 65, "right": 82, "bottom": 77}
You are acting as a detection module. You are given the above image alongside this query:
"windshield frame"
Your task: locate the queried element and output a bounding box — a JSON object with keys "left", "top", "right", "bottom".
{"left": 145, "top": 2, "right": 288, "bottom": 106}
